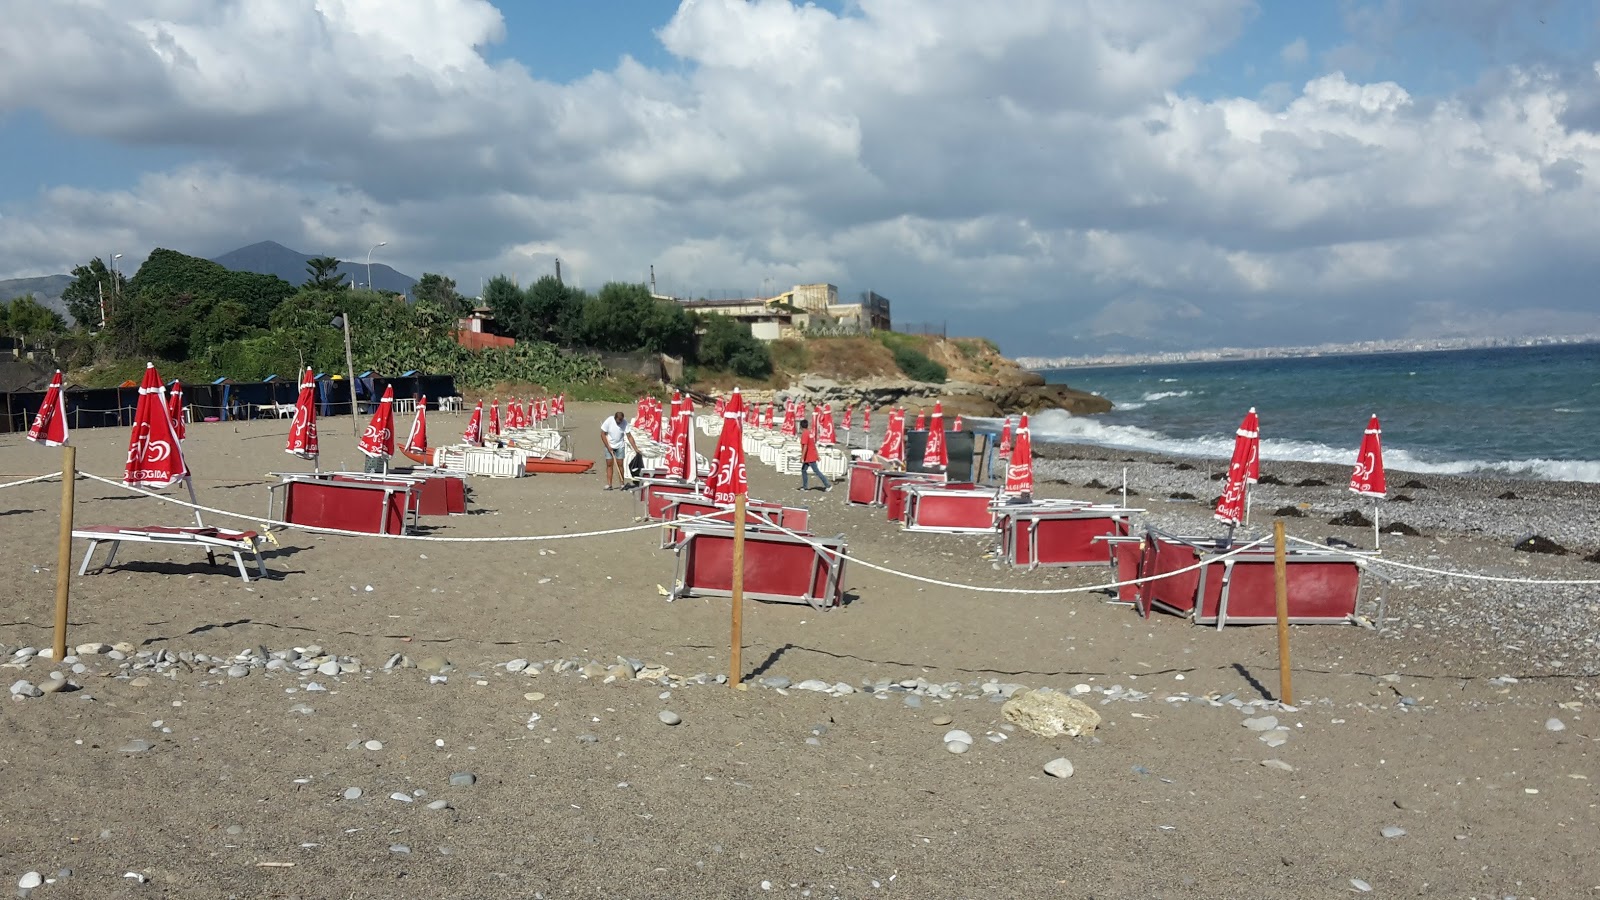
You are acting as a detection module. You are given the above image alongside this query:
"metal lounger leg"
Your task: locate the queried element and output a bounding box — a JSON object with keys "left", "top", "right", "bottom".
{"left": 232, "top": 550, "right": 251, "bottom": 582}
{"left": 78, "top": 539, "right": 101, "bottom": 576}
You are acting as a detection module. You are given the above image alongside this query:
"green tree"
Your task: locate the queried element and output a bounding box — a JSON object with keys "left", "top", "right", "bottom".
{"left": 694, "top": 314, "right": 772, "bottom": 378}
{"left": 524, "top": 275, "right": 585, "bottom": 344}
{"left": 0, "top": 294, "right": 67, "bottom": 338}
{"left": 61, "top": 257, "right": 128, "bottom": 328}
{"left": 482, "top": 275, "right": 524, "bottom": 337}
{"left": 304, "top": 255, "right": 345, "bottom": 291}
{"left": 413, "top": 273, "right": 469, "bottom": 317}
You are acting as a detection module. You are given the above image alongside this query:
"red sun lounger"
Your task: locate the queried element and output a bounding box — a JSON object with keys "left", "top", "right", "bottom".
{"left": 670, "top": 524, "right": 848, "bottom": 611}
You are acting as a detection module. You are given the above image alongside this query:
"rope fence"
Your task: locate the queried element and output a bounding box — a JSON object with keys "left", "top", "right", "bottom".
{"left": 3, "top": 467, "right": 1596, "bottom": 588}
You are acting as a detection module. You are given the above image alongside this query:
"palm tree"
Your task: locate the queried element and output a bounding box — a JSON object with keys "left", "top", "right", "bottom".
{"left": 305, "top": 256, "right": 344, "bottom": 290}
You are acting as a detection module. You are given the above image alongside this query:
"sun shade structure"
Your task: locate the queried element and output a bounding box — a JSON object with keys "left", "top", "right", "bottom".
{"left": 25, "top": 369, "right": 68, "bottom": 447}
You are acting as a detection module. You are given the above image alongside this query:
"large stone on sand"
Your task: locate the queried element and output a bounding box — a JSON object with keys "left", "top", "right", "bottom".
{"left": 1001, "top": 689, "right": 1102, "bottom": 738}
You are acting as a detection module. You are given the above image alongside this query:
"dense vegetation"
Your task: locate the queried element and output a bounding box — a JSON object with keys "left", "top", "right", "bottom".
{"left": 877, "top": 331, "right": 948, "bottom": 383}
{"left": 49, "top": 248, "right": 774, "bottom": 390}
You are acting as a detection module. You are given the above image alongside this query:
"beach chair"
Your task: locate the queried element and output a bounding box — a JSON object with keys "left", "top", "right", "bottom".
{"left": 670, "top": 523, "right": 848, "bottom": 611}
{"left": 73, "top": 525, "right": 267, "bottom": 582}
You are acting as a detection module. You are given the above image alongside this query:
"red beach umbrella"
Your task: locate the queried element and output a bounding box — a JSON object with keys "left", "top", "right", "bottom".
{"left": 862, "top": 405, "right": 871, "bottom": 433}
{"left": 1215, "top": 407, "right": 1257, "bottom": 526}
{"left": 816, "top": 403, "right": 836, "bottom": 445}
{"left": 924, "top": 401, "right": 948, "bottom": 470}
{"left": 286, "top": 367, "right": 318, "bottom": 460}
{"left": 998, "top": 416, "right": 1013, "bottom": 457}
{"left": 842, "top": 405, "right": 853, "bottom": 431}
{"left": 358, "top": 386, "right": 395, "bottom": 459}
{"left": 167, "top": 380, "right": 186, "bottom": 442}
{"left": 914, "top": 412, "right": 926, "bottom": 431}
{"left": 953, "top": 415, "right": 963, "bottom": 433}
{"left": 714, "top": 395, "right": 726, "bottom": 416}
{"left": 464, "top": 401, "right": 484, "bottom": 446}
{"left": 709, "top": 388, "right": 748, "bottom": 505}
{"left": 553, "top": 394, "right": 565, "bottom": 416}
{"left": 1003, "top": 413, "right": 1033, "bottom": 500}
{"left": 1242, "top": 407, "right": 1261, "bottom": 485}
{"left": 1349, "top": 414, "right": 1386, "bottom": 498}
{"left": 124, "top": 362, "right": 189, "bottom": 489}
{"left": 26, "top": 369, "right": 69, "bottom": 447}
{"left": 879, "top": 408, "right": 906, "bottom": 466}
{"left": 488, "top": 399, "right": 501, "bottom": 437}
{"left": 763, "top": 404, "right": 774, "bottom": 430}
{"left": 405, "top": 395, "right": 428, "bottom": 452}
{"left": 781, "top": 400, "right": 797, "bottom": 437}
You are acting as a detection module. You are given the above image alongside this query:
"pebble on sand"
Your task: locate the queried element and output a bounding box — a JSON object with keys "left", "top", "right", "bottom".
{"left": 943, "top": 729, "right": 973, "bottom": 745}
{"left": 1546, "top": 717, "right": 1566, "bottom": 732}
{"left": 18, "top": 872, "right": 43, "bottom": 890}
{"left": 364, "top": 740, "right": 383, "bottom": 751}
{"left": 658, "top": 710, "right": 682, "bottom": 726}
{"left": 343, "top": 787, "right": 363, "bottom": 801}
{"left": 1380, "top": 826, "right": 1406, "bottom": 838}
{"left": 944, "top": 740, "right": 970, "bottom": 754}
{"left": 1043, "top": 758, "right": 1075, "bottom": 778}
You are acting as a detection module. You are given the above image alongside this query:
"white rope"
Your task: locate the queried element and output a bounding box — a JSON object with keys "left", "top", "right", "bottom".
{"left": 78, "top": 472, "right": 721, "bottom": 543}
{"left": 1287, "top": 535, "right": 1600, "bottom": 586}
{"left": 0, "top": 472, "right": 63, "bottom": 490}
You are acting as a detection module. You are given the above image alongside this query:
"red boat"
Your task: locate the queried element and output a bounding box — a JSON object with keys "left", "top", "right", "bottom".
{"left": 402, "top": 445, "right": 597, "bottom": 475}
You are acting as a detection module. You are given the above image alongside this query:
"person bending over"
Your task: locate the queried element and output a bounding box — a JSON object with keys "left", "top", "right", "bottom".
{"left": 600, "top": 411, "right": 641, "bottom": 491}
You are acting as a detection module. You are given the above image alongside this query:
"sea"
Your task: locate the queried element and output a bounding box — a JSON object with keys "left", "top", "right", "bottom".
{"left": 1035, "top": 342, "right": 1600, "bottom": 483}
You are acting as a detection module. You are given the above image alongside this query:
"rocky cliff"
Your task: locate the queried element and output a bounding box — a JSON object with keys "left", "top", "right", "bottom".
{"left": 738, "top": 335, "right": 1110, "bottom": 417}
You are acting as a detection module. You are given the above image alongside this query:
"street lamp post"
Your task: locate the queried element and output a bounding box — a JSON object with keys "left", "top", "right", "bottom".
{"left": 111, "top": 252, "right": 123, "bottom": 313}
{"left": 366, "top": 241, "right": 387, "bottom": 293}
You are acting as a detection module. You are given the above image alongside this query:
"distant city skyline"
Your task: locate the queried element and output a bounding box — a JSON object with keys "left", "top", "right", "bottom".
{"left": 3, "top": 1, "right": 1599, "bottom": 355}
{"left": 1020, "top": 333, "right": 1600, "bottom": 370}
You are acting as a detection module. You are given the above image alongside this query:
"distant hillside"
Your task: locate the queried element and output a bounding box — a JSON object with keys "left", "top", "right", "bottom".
{"left": 0, "top": 274, "right": 72, "bottom": 316}
{"left": 211, "top": 240, "right": 417, "bottom": 296}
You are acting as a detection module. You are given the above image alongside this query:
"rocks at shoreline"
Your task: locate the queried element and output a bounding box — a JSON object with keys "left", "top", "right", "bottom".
{"left": 771, "top": 375, "right": 1112, "bottom": 417}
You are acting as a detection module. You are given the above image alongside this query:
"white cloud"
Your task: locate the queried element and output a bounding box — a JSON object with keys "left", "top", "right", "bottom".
{"left": 1280, "top": 37, "right": 1309, "bottom": 65}
{"left": 0, "top": 0, "right": 1598, "bottom": 353}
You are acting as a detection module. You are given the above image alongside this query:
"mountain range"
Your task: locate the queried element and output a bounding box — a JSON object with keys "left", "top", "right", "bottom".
{"left": 0, "top": 241, "right": 417, "bottom": 319}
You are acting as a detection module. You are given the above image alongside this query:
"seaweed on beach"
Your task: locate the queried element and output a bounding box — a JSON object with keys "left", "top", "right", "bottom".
{"left": 1173, "top": 463, "right": 1195, "bottom": 471}
{"left": 1391, "top": 494, "right": 1414, "bottom": 502}
{"left": 1497, "top": 491, "right": 1520, "bottom": 500}
{"left": 1210, "top": 473, "right": 1226, "bottom": 481}
{"left": 1257, "top": 475, "right": 1287, "bottom": 486}
{"left": 1273, "top": 506, "right": 1306, "bottom": 518}
{"left": 1329, "top": 510, "right": 1373, "bottom": 527}
{"left": 1108, "top": 487, "right": 1138, "bottom": 497}
{"left": 1513, "top": 534, "right": 1569, "bottom": 556}
{"left": 1295, "top": 478, "right": 1328, "bottom": 487}
{"left": 1169, "top": 492, "right": 1196, "bottom": 500}
{"left": 1400, "top": 479, "right": 1429, "bottom": 489}
{"left": 1383, "top": 522, "right": 1422, "bottom": 536}
{"left": 1584, "top": 549, "right": 1600, "bottom": 564}
{"left": 1083, "top": 479, "right": 1107, "bottom": 488}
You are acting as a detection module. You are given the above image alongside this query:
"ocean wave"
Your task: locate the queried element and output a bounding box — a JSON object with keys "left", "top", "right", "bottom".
{"left": 1003, "top": 410, "right": 1600, "bottom": 483}
{"left": 1139, "top": 390, "right": 1192, "bottom": 402}
{"left": 1552, "top": 408, "right": 1581, "bottom": 413}
{"left": 1159, "top": 378, "right": 1179, "bottom": 383}
{"left": 1114, "top": 401, "right": 1147, "bottom": 411}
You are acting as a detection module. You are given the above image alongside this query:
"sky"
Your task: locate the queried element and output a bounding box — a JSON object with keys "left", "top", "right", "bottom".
{"left": 2, "top": 0, "right": 1599, "bottom": 355}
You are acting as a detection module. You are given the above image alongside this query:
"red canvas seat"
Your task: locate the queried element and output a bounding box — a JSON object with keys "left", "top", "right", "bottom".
{"left": 670, "top": 524, "right": 847, "bottom": 611}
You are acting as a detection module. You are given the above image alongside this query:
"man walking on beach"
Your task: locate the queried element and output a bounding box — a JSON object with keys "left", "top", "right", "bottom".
{"left": 600, "top": 411, "right": 641, "bottom": 491}
{"left": 798, "top": 419, "right": 832, "bottom": 492}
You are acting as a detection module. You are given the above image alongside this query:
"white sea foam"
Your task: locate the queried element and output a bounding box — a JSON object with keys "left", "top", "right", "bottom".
{"left": 1114, "top": 401, "right": 1147, "bottom": 411}
{"left": 1004, "top": 409, "right": 1600, "bottom": 483}
{"left": 1159, "top": 378, "right": 1179, "bottom": 383}
{"left": 1138, "top": 390, "right": 1192, "bottom": 402}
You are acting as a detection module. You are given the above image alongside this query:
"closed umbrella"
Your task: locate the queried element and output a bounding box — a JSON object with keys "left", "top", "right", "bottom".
{"left": 816, "top": 403, "right": 837, "bottom": 445}
{"left": 1003, "top": 413, "right": 1033, "bottom": 502}
{"left": 405, "top": 395, "right": 429, "bottom": 453}
{"left": 488, "top": 399, "right": 501, "bottom": 438}
{"left": 878, "top": 407, "right": 906, "bottom": 467}
{"left": 924, "top": 401, "right": 948, "bottom": 470}
{"left": 285, "top": 367, "right": 319, "bottom": 463}
{"left": 998, "top": 416, "right": 1013, "bottom": 457}
{"left": 167, "top": 380, "right": 187, "bottom": 442}
{"left": 463, "top": 401, "right": 484, "bottom": 446}
{"left": 1349, "top": 414, "right": 1387, "bottom": 548}
{"left": 26, "top": 369, "right": 69, "bottom": 447}
{"left": 124, "top": 363, "right": 190, "bottom": 490}
{"left": 358, "top": 385, "right": 396, "bottom": 465}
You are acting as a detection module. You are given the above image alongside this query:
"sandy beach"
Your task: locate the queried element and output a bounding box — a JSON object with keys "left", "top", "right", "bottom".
{"left": 1, "top": 403, "right": 1596, "bottom": 898}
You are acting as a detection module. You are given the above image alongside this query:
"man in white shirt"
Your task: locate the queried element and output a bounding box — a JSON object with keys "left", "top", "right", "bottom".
{"left": 600, "top": 411, "right": 640, "bottom": 490}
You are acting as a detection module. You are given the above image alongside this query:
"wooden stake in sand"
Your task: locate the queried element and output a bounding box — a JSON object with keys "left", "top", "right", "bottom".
{"left": 1272, "top": 519, "right": 1293, "bottom": 706}
{"left": 52, "top": 445, "right": 77, "bottom": 661}
{"left": 729, "top": 492, "right": 747, "bottom": 687}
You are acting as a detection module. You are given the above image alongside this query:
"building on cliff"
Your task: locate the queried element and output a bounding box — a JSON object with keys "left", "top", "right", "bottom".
{"left": 674, "top": 284, "right": 891, "bottom": 341}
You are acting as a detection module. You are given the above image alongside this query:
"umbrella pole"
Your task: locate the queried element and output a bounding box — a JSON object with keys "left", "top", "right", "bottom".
{"left": 729, "top": 492, "right": 747, "bottom": 689}
{"left": 184, "top": 477, "right": 204, "bottom": 528}
{"left": 1244, "top": 486, "right": 1252, "bottom": 527}
{"left": 1373, "top": 500, "right": 1381, "bottom": 552}
{"left": 52, "top": 446, "right": 77, "bottom": 661}
{"left": 1122, "top": 467, "right": 1128, "bottom": 510}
